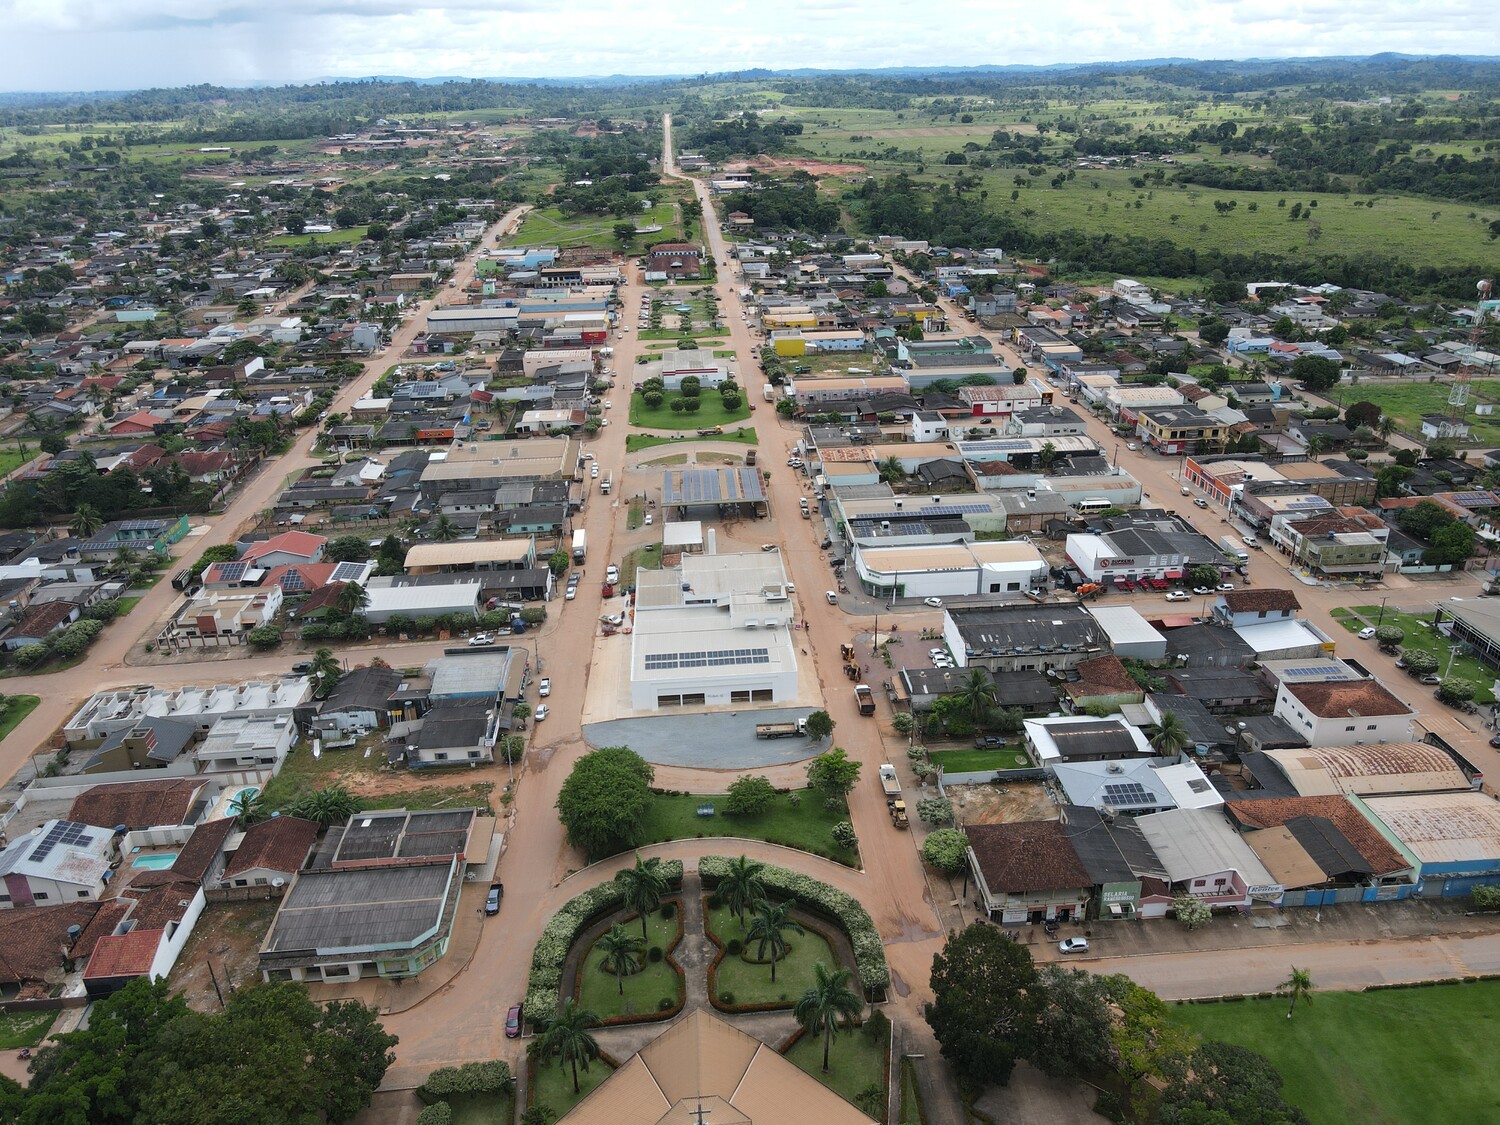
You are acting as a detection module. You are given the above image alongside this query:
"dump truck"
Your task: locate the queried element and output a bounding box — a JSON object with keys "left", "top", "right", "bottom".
{"left": 878, "top": 763, "right": 901, "bottom": 799}
{"left": 889, "top": 800, "right": 909, "bottom": 829}
{"left": 755, "top": 718, "right": 809, "bottom": 739}
{"left": 572, "top": 529, "right": 587, "bottom": 563}
{"left": 854, "top": 684, "right": 876, "bottom": 716}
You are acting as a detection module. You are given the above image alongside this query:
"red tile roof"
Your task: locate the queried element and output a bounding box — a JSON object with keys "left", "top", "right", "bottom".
{"left": 67, "top": 778, "right": 207, "bottom": 830}
{"left": 964, "top": 821, "right": 1090, "bottom": 892}
{"left": 83, "top": 926, "right": 163, "bottom": 980}
{"left": 1225, "top": 796, "right": 1408, "bottom": 876}
{"left": 242, "top": 530, "right": 326, "bottom": 562}
{"left": 0, "top": 903, "right": 102, "bottom": 987}
{"left": 1222, "top": 589, "right": 1300, "bottom": 614}
{"left": 11, "top": 600, "right": 77, "bottom": 639}
{"left": 223, "top": 817, "right": 318, "bottom": 880}
{"left": 1285, "top": 679, "right": 1412, "bottom": 718}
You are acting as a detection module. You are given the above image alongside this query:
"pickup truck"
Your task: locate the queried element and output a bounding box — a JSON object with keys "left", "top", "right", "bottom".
{"left": 756, "top": 718, "right": 809, "bottom": 739}
{"left": 878, "top": 763, "right": 901, "bottom": 799}
{"left": 854, "top": 684, "right": 876, "bottom": 716}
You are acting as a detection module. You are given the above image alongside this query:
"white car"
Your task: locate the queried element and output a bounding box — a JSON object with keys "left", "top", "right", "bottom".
{"left": 533, "top": 705, "right": 549, "bottom": 722}
{"left": 1126, "top": 442, "right": 1138, "bottom": 451}
{"left": 538, "top": 677, "right": 551, "bottom": 697}
{"left": 929, "top": 648, "right": 949, "bottom": 659}
{"left": 923, "top": 597, "right": 944, "bottom": 608}
{"left": 603, "top": 400, "right": 612, "bottom": 409}
{"left": 1192, "top": 586, "right": 1212, "bottom": 595}
{"left": 644, "top": 513, "right": 653, "bottom": 525}
{"left": 1216, "top": 583, "right": 1235, "bottom": 592}
{"left": 468, "top": 634, "right": 493, "bottom": 647}
{"left": 606, "top": 565, "right": 620, "bottom": 584}
{"left": 565, "top": 586, "right": 577, "bottom": 600}
{"left": 591, "top": 466, "right": 600, "bottom": 478}
{"left": 1242, "top": 535, "right": 1259, "bottom": 548}
{"left": 1165, "top": 591, "right": 1190, "bottom": 601}
{"left": 1058, "top": 937, "right": 1089, "bottom": 954}
{"left": 825, "top": 590, "right": 838, "bottom": 604}
{"left": 1358, "top": 626, "right": 1377, "bottom": 639}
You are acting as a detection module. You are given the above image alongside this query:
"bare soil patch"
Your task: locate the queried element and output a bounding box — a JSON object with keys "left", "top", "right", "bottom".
{"left": 946, "top": 780, "right": 1055, "bottom": 824}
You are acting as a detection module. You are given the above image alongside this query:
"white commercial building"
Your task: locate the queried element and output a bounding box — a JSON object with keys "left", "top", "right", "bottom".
{"left": 363, "top": 581, "right": 482, "bottom": 624}
{"left": 1272, "top": 679, "right": 1415, "bottom": 747}
{"left": 851, "top": 541, "right": 1047, "bottom": 600}
{"left": 630, "top": 552, "right": 799, "bottom": 710}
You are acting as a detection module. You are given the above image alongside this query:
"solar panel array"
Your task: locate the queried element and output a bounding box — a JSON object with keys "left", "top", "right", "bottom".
{"left": 1102, "top": 782, "right": 1156, "bottom": 807}
{"left": 960, "top": 439, "right": 1033, "bottom": 453}
{"left": 214, "top": 561, "right": 249, "bottom": 582}
{"left": 279, "top": 568, "right": 309, "bottom": 592}
{"left": 861, "top": 502, "right": 992, "bottom": 521}
{"left": 1449, "top": 491, "right": 1493, "bottom": 507}
{"left": 330, "top": 561, "right": 368, "bottom": 583}
{"left": 30, "top": 821, "right": 93, "bottom": 863}
{"left": 1281, "top": 665, "right": 1350, "bottom": 679}
{"left": 643, "top": 647, "right": 771, "bottom": 671}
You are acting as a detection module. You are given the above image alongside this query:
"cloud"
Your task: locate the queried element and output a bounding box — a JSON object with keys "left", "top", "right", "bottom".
{"left": 0, "top": 0, "right": 1495, "bottom": 90}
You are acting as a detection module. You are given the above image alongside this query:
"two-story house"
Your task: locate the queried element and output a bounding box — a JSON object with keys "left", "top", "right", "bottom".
{"left": 1135, "top": 405, "right": 1228, "bottom": 455}
{"left": 1273, "top": 679, "right": 1415, "bottom": 747}
{"left": 1213, "top": 589, "right": 1300, "bottom": 629}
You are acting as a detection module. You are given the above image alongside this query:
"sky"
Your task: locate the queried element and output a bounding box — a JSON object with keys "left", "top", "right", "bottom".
{"left": 1, "top": 0, "right": 1498, "bottom": 92}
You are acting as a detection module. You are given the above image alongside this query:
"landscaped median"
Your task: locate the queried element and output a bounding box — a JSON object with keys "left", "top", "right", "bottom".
{"left": 574, "top": 902, "right": 686, "bottom": 1024}
{"left": 699, "top": 855, "right": 890, "bottom": 998}
{"left": 704, "top": 900, "right": 844, "bottom": 1011}
{"left": 523, "top": 860, "right": 686, "bottom": 1027}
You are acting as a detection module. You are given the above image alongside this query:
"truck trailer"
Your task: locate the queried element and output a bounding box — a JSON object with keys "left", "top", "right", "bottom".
{"left": 572, "top": 529, "right": 587, "bottom": 563}
{"left": 878, "top": 763, "right": 901, "bottom": 799}
{"left": 854, "top": 684, "right": 876, "bottom": 716}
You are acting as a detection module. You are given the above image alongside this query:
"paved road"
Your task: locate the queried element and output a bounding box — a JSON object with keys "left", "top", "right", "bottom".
{"left": 0, "top": 205, "right": 531, "bottom": 787}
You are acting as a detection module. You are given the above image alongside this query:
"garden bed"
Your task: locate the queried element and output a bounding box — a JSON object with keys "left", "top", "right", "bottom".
{"left": 704, "top": 900, "right": 846, "bottom": 1011}
{"left": 783, "top": 1019, "right": 889, "bottom": 1115}
{"left": 573, "top": 901, "right": 686, "bottom": 1024}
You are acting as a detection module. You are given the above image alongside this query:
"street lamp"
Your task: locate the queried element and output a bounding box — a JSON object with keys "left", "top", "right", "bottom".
{"left": 1376, "top": 597, "right": 1388, "bottom": 629}
{"left": 1445, "top": 643, "right": 1464, "bottom": 680}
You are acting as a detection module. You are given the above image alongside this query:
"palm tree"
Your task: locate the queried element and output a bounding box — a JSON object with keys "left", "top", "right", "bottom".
{"left": 1305, "top": 434, "right": 1327, "bottom": 461}
{"left": 953, "top": 668, "right": 999, "bottom": 727}
{"left": 747, "top": 899, "right": 804, "bottom": 983}
{"left": 1147, "top": 712, "right": 1190, "bottom": 757}
{"left": 308, "top": 646, "right": 341, "bottom": 699}
{"left": 286, "top": 784, "right": 363, "bottom": 828}
{"left": 614, "top": 853, "right": 669, "bottom": 942}
{"left": 595, "top": 924, "right": 645, "bottom": 996}
{"left": 794, "top": 962, "right": 863, "bottom": 1073}
{"left": 718, "top": 855, "right": 766, "bottom": 931}
{"left": 230, "top": 787, "right": 269, "bottom": 826}
{"left": 876, "top": 456, "right": 905, "bottom": 483}
{"left": 536, "top": 999, "right": 601, "bottom": 1094}
{"left": 1378, "top": 414, "right": 1396, "bottom": 439}
{"left": 335, "top": 581, "right": 370, "bottom": 616}
{"left": 71, "top": 504, "right": 103, "bottom": 539}
{"left": 431, "top": 514, "right": 461, "bottom": 542}
{"left": 1038, "top": 440, "right": 1058, "bottom": 469}
{"left": 1280, "top": 966, "right": 1314, "bottom": 1020}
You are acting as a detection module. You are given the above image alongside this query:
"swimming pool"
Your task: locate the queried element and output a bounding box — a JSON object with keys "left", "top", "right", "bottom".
{"left": 131, "top": 853, "right": 179, "bottom": 870}
{"left": 227, "top": 787, "right": 260, "bottom": 815}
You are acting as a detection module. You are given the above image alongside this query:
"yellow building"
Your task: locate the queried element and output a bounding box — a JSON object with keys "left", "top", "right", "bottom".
{"left": 771, "top": 331, "right": 807, "bottom": 357}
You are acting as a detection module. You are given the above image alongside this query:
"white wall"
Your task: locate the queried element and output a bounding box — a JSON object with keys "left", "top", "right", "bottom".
{"left": 148, "top": 887, "right": 206, "bottom": 981}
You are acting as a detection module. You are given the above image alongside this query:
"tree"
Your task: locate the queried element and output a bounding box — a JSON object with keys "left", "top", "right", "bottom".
{"left": 1438, "top": 678, "right": 1476, "bottom": 704}
{"left": 557, "top": 747, "right": 655, "bottom": 861}
{"left": 335, "top": 582, "right": 370, "bottom": 616}
{"left": 1374, "top": 625, "right": 1405, "bottom": 651}
{"left": 926, "top": 923, "right": 1041, "bottom": 1093}
{"left": 431, "top": 514, "right": 461, "bottom": 542}
{"left": 803, "top": 710, "right": 834, "bottom": 742}
{"left": 1173, "top": 895, "right": 1212, "bottom": 930}
{"left": 877, "top": 456, "right": 906, "bottom": 483}
{"left": 1157, "top": 1040, "right": 1309, "bottom": 1125}
{"left": 1197, "top": 317, "right": 1230, "bottom": 347}
{"left": 286, "top": 784, "right": 364, "bottom": 828}
{"left": 309, "top": 647, "right": 341, "bottom": 699}
{"left": 1395, "top": 499, "right": 1454, "bottom": 541}
{"left": 921, "top": 828, "right": 969, "bottom": 875}
{"left": 535, "top": 999, "right": 601, "bottom": 1095}
{"left": 512, "top": 701, "right": 532, "bottom": 724}
{"left": 1427, "top": 521, "right": 1476, "bottom": 566}
{"left": 1037, "top": 441, "right": 1058, "bottom": 469}
{"left": 39, "top": 431, "right": 67, "bottom": 456}
{"left": 1279, "top": 966, "right": 1314, "bottom": 1020}
{"left": 548, "top": 550, "right": 570, "bottom": 577}
{"left": 717, "top": 855, "right": 767, "bottom": 929}
{"left": 596, "top": 923, "right": 645, "bottom": 996}
{"left": 1401, "top": 648, "right": 1439, "bottom": 674}
{"left": 830, "top": 821, "right": 857, "bottom": 850}
{"left": 805, "top": 746, "right": 860, "bottom": 799}
{"left": 725, "top": 774, "right": 776, "bottom": 817}
{"left": 1290, "top": 354, "right": 1341, "bottom": 392}
{"left": 247, "top": 624, "right": 282, "bottom": 650}
{"left": 326, "top": 534, "right": 371, "bottom": 562}
{"left": 794, "top": 962, "right": 863, "bottom": 1073}
{"left": 1148, "top": 712, "right": 1190, "bottom": 757}
{"left": 746, "top": 899, "right": 804, "bottom": 982}
{"left": 953, "top": 668, "right": 999, "bottom": 727}
{"left": 1029, "top": 966, "right": 1114, "bottom": 1081}
{"left": 70, "top": 504, "right": 103, "bottom": 539}
{"left": 915, "top": 796, "right": 954, "bottom": 824}
{"left": 615, "top": 853, "right": 671, "bottom": 942}
{"left": 612, "top": 223, "right": 636, "bottom": 245}
{"left": 1345, "top": 401, "right": 1381, "bottom": 430}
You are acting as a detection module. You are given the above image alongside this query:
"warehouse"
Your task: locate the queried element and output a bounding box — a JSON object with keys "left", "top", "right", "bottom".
{"left": 425, "top": 307, "right": 519, "bottom": 334}
{"left": 851, "top": 540, "right": 1046, "bottom": 601}
{"left": 942, "top": 603, "right": 1105, "bottom": 672}
{"left": 1357, "top": 791, "right": 1500, "bottom": 897}
{"left": 1087, "top": 606, "right": 1167, "bottom": 661}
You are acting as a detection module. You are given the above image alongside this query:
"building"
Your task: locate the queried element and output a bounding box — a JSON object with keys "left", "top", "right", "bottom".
{"left": 219, "top": 817, "right": 318, "bottom": 892}
{"left": 645, "top": 242, "right": 703, "bottom": 280}
{"left": 964, "top": 821, "right": 1092, "bottom": 924}
{"left": 1134, "top": 406, "right": 1228, "bottom": 454}
{"left": 1135, "top": 807, "right": 1281, "bottom": 910}
{"left": 1065, "top": 515, "right": 1226, "bottom": 585}
{"left": 316, "top": 665, "right": 404, "bottom": 733}
{"left": 850, "top": 541, "right": 1046, "bottom": 601}
{"left": 241, "top": 531, "right": 327, "bottom": 568}
{"left": 941, "top": 604, "right": 1104, "bottom": 673}
{"left": 363, "top": 581, "right": 482, "bottom": 624}
{"left": 1213, "top": 589, "right": 1299, "bottom": 629}
{"left": 1358, "top": 791, "right": 1500, "bottom": 897}
{"left": 195, "top": 713, "right": 298, "bottom": 773}
{"left": 66, "top": 778, "right": 211, "bottom": 832}
{"left": 1087, "top": 606, "right": 1167, "bottom": 660}
{"left": 1024, "top": 715, "right": 1158, "bottom": 769}
{"left": 554, "top": 1009, "right": 874, "bottom": 1125}
{"left": 1435, "top": 598, "right": 1500, "bottom": 672}
{"left": 1273, "top": 679, "right": 1415, "bottom": 747}
{"left": 0, "top": 820, "right": 117, "bottom": 908}
{"left": 411, "top": 697, "right": 500, "bottom": 767}
{"left": 630, "top": 552, "right": 798, "bottom": 710}
{"left": 1241, "top": 742, "right": 1474, "bottom": 799}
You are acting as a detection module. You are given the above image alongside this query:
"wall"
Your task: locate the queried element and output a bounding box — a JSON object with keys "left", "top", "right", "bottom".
{"left": 148, "top": 887, "right": 206, "bottom": 981}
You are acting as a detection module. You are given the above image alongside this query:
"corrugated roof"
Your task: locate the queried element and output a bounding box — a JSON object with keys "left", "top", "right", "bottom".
{"left": 1362, "top": 792, "right": 1500, "bottom": 865}
{"left": 1261, "top": 743, "right": 1469, "bottom": 797}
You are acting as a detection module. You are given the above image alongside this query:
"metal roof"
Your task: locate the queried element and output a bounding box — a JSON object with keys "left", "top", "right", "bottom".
{"left": 262, "top": 861, "right": 456, "bottom": 953}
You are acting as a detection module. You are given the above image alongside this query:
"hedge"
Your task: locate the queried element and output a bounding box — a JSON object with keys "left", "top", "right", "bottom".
{"left": 524, "top": 860, "right": 684, "bottom": 1026}
{"left": 419, "top": 1060, "right": 514, "bottom": 1104}
{"left": 416, "top": 1104, "right": 452, "bottom": 1125}
{"left": 699, "top": 855, "right": 889, "bottom": 994}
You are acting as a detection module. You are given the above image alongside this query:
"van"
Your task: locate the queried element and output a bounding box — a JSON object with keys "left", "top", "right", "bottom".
{"left": 1074, "top": 497, "right": 1111, "bottom": 514}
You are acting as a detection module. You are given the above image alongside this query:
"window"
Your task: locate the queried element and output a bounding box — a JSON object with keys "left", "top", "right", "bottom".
{"left": 1346, "top": 725, "right": 1356, "bottom": 732}
{"left": 77, "top": 890, "right": 90, "bottom": 898}
{"left": 235, "top": 879, "right": 249, "bottom": 887}
{"left": 1368, "top": 724, "right": 1377, "bottom": 730}
{"left": 33, "top": 893, "right": 48, "bottom": 901}
{"left": 255, "top": 878, "right": 267, "bottom": 886}
{"left": 434, "top": 752, "right": 448, "bottom": 761}
{"left": 468, "top": 751, "right": 480, "bottom": 759}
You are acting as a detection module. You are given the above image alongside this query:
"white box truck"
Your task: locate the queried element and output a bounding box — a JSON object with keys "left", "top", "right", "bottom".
{"left": 763, "top": 383, "right": 775, "bottom": 401}
{"left": 1218, "top": 534, "right": 1249, "bottom": 563}
{"left": 572, "top": 529, "right": 587, "bottom": 563}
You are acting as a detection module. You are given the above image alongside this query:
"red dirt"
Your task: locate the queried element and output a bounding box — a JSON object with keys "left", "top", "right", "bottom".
{"left": 725, "top": 156, "right": 867, "bottom": 177}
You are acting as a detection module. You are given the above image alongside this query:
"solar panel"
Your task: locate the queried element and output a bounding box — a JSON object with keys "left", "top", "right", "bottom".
{"left": 643, "top": 647, "right": 771, "bottom": 672}
{"left": 330, "top": 561, "right": 367, "bottom": 582}
{"left": 1102, "top": 782, "right": 1155, "bottom": 806}
{"left": 215, "top": 561, "right": 249, "bottom": 582}
{"left": 280, "top": 569, "right": 307, "bottom": 592}
{"left": 961, "top": 440, "right": 1033, "bottom": 453}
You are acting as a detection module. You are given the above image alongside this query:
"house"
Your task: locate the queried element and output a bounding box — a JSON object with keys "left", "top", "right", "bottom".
{"left": 1134, "top": 405, "right": 1228, "bottom": 455}
{"left": 941, "top": 604, "right": 1105, "bottom": 673}
{"left": 241, "top": 531, "right": 328, "bottom": 568}
{"left": 1025, "top": 715, "right": 1158, "bottom": 768}
{"left": 551, "top": 1009, "right": 874, "bottom": 1125}
{"left": 194, "top": 713, "right": 297, "bottom": 773}
{"left": 1213, "top": 589, "right": 1300, "bottom": 629}
{"left": 1359, "top": 791, "right": 1500, "bottom": 897}
{"left": 645, "top": 242, "right": 704, "bottom": 280}
{"left": 219, "top": 817, "right": 318, "bottom": 892}
{"left": 411, "top": 696, "right": 499, "bottom": 767}
{"left": 66, "top": 778, "right": 211, "bottom": 832}
{"left": 964, "top": 821, "right": 1092, "bottom": 924}
{"left": 1273, "top": 679, "right": 1415, "bottom": 747}
{"left": 109, "top": 410, "right": 171, "bottom": 436}
{"left": 316, "top": 664, "right": 403, "bottom": 733}
{"left": 1134, "top": 807, "right": 1281, "bottom": 911}
{"left": 0, "top": 820, "right": 117, "bottom": 908}
{"left": 0, "top": 901, "right": 122, "bottom": 999}
{"left": 1, "top": 600, "right": 80, "bottom": 650}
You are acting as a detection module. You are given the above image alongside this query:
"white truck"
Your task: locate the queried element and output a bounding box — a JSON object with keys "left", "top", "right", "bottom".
{"left": 572, "top": 529, "right": 587, "bottom": 563}
{"left": 878, "top": 763, "right": 901, "bottom": 799}
{"left": 763, "top": 383, "right": 776, "bottom": 401}
{"left": 1218, "top": 534, "right": 1249, "bottom": 563}
{"left": 599, "top": 474, "right": 611, "bottom": 495}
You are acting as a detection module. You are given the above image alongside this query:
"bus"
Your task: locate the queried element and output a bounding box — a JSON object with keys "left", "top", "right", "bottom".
{"left": 1073, "top": 497, "right": 1112, "bottom": 514}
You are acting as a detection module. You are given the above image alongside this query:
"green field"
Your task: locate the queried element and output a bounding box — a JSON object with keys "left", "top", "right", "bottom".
{"left": 506, "top": 197, "right": 681, "bottom": 248}
{"left": 532, "top": 1054, "right": 612, "bottom": 1118}
{"left": 0, "top": 445, "right": 35, "bottom": 478}
{"left": 784, "top": 1022, "right": 887, "bottom": 1112}
{"left": 629, "top": 391, "right": 751, "bottom": 430}
{"left": 1332, "top": 606, "right": 1496, "bottom": 703}
{"left": 706, "top": 903, "right": 845, "bottom": 1006}
{"left": 640, "top": 790, "right": 858, "bottom": 866}
{"left": 269, "top": 226, "right": 370, "bottom": 247}
{"left": 0, "top": 1009, "right": 56, "bottom": 1050}
{"left": 1321, "top": 379, "right": 1500, "bottom": 445}
{"left": 449, "top": 1090, "right": 514, "bottom": 1125}
{"left": 1173, "top": 984, "right": 1500, "bottom": 1125}
{"left": 928, "top": 746, "right": 1032, "bottom": 773}
{"left": 626, "top": 427, "right": 759, "bottom": 452}
{"left": 575, "top": 905, "right": 682, "bottom": 1020}
{"left": 256, "top": 737, "right": 496, "bottom": 813}
{"left": 0, "top": 695, "right": 40, "bottom": 743}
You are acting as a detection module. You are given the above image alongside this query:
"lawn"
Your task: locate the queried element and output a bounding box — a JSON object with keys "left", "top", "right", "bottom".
{"left": 706, "top": 903, "right": 845, "bottom": 1007}
{"left": 1319, "top": 379, "right": 1500, "bottom": 445}
{"left": 575, "top": 904, "right": 683, "bottom": 1020}
{"left": 620, "top": 546, "right": 659, "bottom": 589}
{"left": 785, "top": 1021, "right": 888, "bottom": 1113}
{"left": 640, "top": 790, "right": 858, "bottom": 866}
{"left": 0, "top": 445, "right": 34, "bottom": 477}
{"left": 629, "top": 392, "right": 752, "bottom": 430}
{"left": 625, "top": 427, "right": 758, "bottom": 452}
{"left": 1172, "top": 983, "right": 1500, "bottom": 1125}
{"left": 531, "top": 1053, "right": 612, "bottom": 1118}
{"left": 255, "top": 735, "right": 496, "bottom": 814}
{"left": 0, "top": 1009, "right": 56, "bottom": 1050}
{"left": 0, "top": 695, "right": 41, "bottom": 742}
{"left": 448, "top": 1089, "right": 514, "bottom": 1125}
{"left": 928, "top": 746, "right": 1032, "bottom": 773}
{"left": 1333, "top": 605, "right": 1496, "bottom": 703}
{"left": 268, "top": 226, "right": 369, "bottom": 247}
{"left": 505, "top": 197, "right": 680, "bottom": 249}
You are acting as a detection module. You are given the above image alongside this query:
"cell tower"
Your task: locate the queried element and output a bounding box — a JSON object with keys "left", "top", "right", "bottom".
{"left": 1450, "top": 278, "right": 1492, "bottom": 420}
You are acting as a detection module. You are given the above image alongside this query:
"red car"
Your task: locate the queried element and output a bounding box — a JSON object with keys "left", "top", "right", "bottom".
{"left": 505, "top": 1004, "right": 523, "bottom": 1038}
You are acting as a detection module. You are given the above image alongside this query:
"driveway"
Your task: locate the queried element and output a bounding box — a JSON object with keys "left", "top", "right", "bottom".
{"left": 583, "top": 709, "right": 821, "bottom": 767}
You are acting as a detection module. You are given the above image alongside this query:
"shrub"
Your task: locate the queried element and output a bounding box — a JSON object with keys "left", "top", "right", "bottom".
{"left": 523, "top": 860, "right": 684, "bottom": 1025}
{"left": 831, "top": 821, "right": 857, "bottom": 850}
{"left": 1172, "top": 895, "right": 1212, "bottom": 931}
{"left": 700, "top": 855, "right": 889, "bottom": 992}
{"left": 419, "top": 1060, "right": 514, "bottom": 1103}
{"left": 416, "top": 1104, "right": 452, "bottom": 1125}
{"left": 915, "top": 797, "right": 954, "bottom": 825}
{"left": 862, "top": 1007, "right": 890, "bottom": 1044}
{"left": 707, "top": 894, "right": 723, "bottom": 910}
{"left": 659, "top": 902, "right": 676, "bottom": 919}
{"left": 720, "top": 991, "right": 734, "bottom": 1005}
{"left": 648, "top": 946, "right": 663, "bottom": 963}
{"left": 1473, "top": 885, "right": 1500, "bottom": 910}
{"left": 658, "top": 998, "right": 674, "bottom": 1011}
{"left": 725, "top": 938, "right": 743, "bottom": 955}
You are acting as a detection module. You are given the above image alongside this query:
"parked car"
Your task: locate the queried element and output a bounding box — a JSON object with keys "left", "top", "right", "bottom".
{"left": 975, "top": 737, "right": 1005, "bottom": 748}
{"left": 1165, "top": 591, "right": 1190, "bottom": 601}
{"left": 1058, "top": 937, "right": 1089, "bottom": 954}
{"left": 644, "top": 513, "right": 653, "bottom": 525}
{"left": 1358, "top": 627, "right": 1377, "bottom": 639}
{"left": 825, "top": 590, "right": 838, "bottom": 604}
{"left": 1192, "top": 586, "right": 1212, "bottom": 595}
{"left": 923, "top": 597, "right": 944, "bottom": 608}
{"left": 1216, "top": 583, "right": 1235, "bottom": 592}
{"left": 1241, "top": 534, "right": 1260, "bottom": 548}
{"left": 1419, "top": 673, "right": 1442, "bottom": 685}
{"left": 505, "top": 1004, "right": 523, "bottom": 1038}
{"left": 761, "top": 543, "right": 780, "bottom": 552}
{"left": 606, "top": 564, "right": 620, "bottom": 584}
{"left": 468, "top": 634, "right": 493, "bottom": 647}
{"left": 290, "top": 661, "right": 312, "bottom": 674}
{"left": 485, "top": 883, "right": 504, "bottom": 916}
{"left": 1126, "top": 442, "right": 1138, "bottom": 451}
{"left": 538, "top": 677, "right": 551, "bottom": 697}
{"left": 591, "top": 465, "right": 600, "bottom": 478}
{"left": 534, "top": 705, "right": 550, "bottom": 721}
{"left": 1193, "top": 497, "right": 1209, "bottom": 508}
{"left": 565, "top": 586, "right": 577, "bottom": 601}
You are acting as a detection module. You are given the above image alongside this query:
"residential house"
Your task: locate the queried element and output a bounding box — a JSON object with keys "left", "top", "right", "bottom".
{"left": 964, "top": 821, "right": 1092, "bottom": 924}
{"left": 218, "top": 817, "right": 318, "bottom": 892}
{"left": 241, "top": 531, "right": 328, "bottom": 569}
{"left": 1134, "top": 807, "right": 1280, "bottom": 911}
{"left": 0, "top": 820, "right": 117, "bottom": 909}
{"left": 1273, "top": 679, "right": 1415, "bottom": 746}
